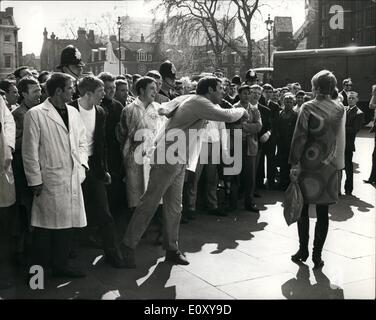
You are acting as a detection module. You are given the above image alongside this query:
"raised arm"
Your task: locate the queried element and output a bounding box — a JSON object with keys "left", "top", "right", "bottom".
{"left": 194, "top": 98, "right": 246, "bottom": 123}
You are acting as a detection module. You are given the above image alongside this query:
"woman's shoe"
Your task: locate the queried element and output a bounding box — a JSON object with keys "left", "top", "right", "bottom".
{"left": 312, "top": 251, "right": 324, "bottom": 269}
{"left": 291, "top": 249, "right": 309, "bottom": 263}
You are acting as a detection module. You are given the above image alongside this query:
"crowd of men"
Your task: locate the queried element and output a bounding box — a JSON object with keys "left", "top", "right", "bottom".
{"left": 0, "top": 44, "right": 375, "bottom": 288}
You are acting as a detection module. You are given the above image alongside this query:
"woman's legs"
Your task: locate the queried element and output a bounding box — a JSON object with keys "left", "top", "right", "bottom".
{"left": 297, "top": 204, "right": 309, "bottom": 252}
{"left": 312, "top": 205, "right": 329, "bottom": 268}
{"left": 292, "top": 204, "right": 309, "bottom": 261}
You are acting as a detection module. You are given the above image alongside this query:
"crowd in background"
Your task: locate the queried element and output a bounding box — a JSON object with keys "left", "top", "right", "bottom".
{"left": 0, "top": 44, "right": 375, "bottom": 288}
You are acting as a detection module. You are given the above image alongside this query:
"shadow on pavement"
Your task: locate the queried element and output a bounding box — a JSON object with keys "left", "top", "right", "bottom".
{"left": 329, "top": 195, "right": 374, "bottom": 222}
{"left": 117, "top": 261, "right": 175, "bottom": 300}
{"left": 179, "top": 209, "right": 267, "bottom": 255}
{"left": 281, "top": 263, "right": 344, "bottom": 299}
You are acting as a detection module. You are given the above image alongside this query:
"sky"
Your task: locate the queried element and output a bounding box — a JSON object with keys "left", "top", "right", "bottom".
{"left": 0, "top": 0, "right": 306, "bottom": 55}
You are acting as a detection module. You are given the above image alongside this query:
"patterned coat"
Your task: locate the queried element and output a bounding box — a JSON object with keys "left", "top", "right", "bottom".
{"left": 118, "top": 98, "right": 165, "bottom": 208}
{"left": 289, "top": 98, "right": 345, "bottom": 205}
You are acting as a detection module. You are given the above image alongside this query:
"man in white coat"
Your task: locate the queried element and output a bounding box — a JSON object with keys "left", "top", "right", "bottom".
{"left": 0, "top": 95, "right": 16, "bottom": 289}
{"left": 22, "top": 73, "right": 88, "bottom": 278}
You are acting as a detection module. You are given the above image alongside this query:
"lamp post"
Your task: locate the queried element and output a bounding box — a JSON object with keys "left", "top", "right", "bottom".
{"left": 265, "top": 14, "right": 273, "bottom": 67}
{"left": 117, "top": 16, "right": 122, "bottom": 75}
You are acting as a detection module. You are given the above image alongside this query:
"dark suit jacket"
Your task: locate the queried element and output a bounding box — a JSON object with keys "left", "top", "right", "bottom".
{"left": 339, "top": 90, "right": 348, "bottom": 106}
{"left": 70, "top": 100, "right": 108, "bottom": 180}
{"left": 257, "top": 103, "right": 273, "bottom": 152}
{"left": 266, "top": 100, "right": 282, "bottom": 125}
{"left": 345, "top": 106, "right": 364, "bottom": 152}
{"left": 257, "top": 103, "right": 272, "bottom": 138}
{"left": 100, "top": 97, "right": 123, "bottom": 176}
{"left": 259, "top": 95, "right": 267, "bottom": 107}
{"left": 11, "top": 103, "right": 33, "bottom": 208}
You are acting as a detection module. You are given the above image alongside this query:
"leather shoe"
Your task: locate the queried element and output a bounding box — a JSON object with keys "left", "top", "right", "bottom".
{"left": 165, "top": 250, "right": 190, "bottom": 265}
{"left": 52, "top": 267, "right": 86, "bottom": 278}
{"left": 363, "top": 179, "right": 376, "bottom": 184}
{"left": 345, "top": 191, "right": 352, "bottom": 196}
{"left": 245, "top": 204, "right": 259, "bottom": 212}
{"left": 119, "top": 244, "right": 136, "bottom": 268}
{"left": 105, "top": 249, "right": 127, "bottom": 268}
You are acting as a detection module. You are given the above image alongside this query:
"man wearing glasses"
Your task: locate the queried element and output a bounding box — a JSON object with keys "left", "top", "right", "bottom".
{"left": 339, "top": 78, "right": 353, "bottom": 106}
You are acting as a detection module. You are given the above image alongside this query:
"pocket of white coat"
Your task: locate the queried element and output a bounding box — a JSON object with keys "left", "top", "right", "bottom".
{"left": 43, "top": 166, "right": 64, "bottom": 186}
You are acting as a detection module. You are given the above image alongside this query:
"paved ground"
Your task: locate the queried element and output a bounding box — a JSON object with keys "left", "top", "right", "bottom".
{"left": 0, "top": 129, "right": 374, "bottom": 300}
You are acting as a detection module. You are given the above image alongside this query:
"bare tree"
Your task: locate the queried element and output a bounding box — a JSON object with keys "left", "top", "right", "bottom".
{"left": 154, "top": 0, "right": 263, "bottom": 73}
{"left": 153, "top": 0, "right": 238, "bottom": 70}
{"left": 59, "top": 12, "right": 119, "bottom": 44}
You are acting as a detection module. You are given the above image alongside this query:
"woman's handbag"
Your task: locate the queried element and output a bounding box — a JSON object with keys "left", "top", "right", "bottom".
{"left": 283, "top": 179, "right": 303, "bottom": 226}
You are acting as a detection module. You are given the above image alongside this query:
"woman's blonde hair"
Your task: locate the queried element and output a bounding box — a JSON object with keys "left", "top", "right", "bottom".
{"left": 311, "top": 70, "right": 337, "bottom": 96}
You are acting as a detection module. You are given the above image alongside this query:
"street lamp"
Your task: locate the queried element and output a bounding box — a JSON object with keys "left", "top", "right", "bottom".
{"left": 265, "top": 14, "right": 273, "bottom": 67}
{"left": 117, "top": 16, "right": 122, "bottom": 75}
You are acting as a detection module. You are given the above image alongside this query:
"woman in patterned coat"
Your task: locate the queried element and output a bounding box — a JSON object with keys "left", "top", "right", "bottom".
{"left": 289, "top": 70, "right": 346, "bottom": 269}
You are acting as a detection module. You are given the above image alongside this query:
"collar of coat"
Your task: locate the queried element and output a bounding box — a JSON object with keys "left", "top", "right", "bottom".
{"left": 41, "top": 98, "right": 70, "bottom": 132}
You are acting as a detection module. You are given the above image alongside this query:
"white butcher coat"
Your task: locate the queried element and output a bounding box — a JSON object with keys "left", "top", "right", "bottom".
{"left": 22, "top": 98, "right": 88, "bottom": 229}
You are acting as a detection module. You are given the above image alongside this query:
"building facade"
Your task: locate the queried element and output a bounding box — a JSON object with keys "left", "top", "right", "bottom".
{"left": 297, "top": 0, "right": 376, "bottom": 49}
{"left": 22, "top": 53, "right": 41, "bottom": 71}
{"left": 40, "top": 27, "right": 101, "bottom": 72}
{"left": 0, "top": 7, "right": 21, "bottom": 79}
{"left": 85, "top": 34, "right": 165, "bottom": 76}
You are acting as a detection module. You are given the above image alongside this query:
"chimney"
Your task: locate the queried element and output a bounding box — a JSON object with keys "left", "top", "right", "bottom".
{"left": 141, "top": 33, "right": 145, "bottom": 43}
{"left": 88, "top": 30, "right": 94, "bottom": 42}
{"left": 5, "top": 7, "right": 14, "bottom": 15}
{"left": 77, "top": 27, "right": 87, "bottom": 40}
{"left": 43, "top": 27, "right": 48, "bottom": 40}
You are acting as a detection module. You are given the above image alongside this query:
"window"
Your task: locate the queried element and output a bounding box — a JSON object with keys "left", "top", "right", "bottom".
{"left": 4, "top": 34, "right": 11, "bottom": 42}
{"left": 95, "top": 51, "right": 99, "bottom": 62}
{"left": 91, "top": 49, "right": 98, "bottom": 62}
{"left": 1, "top": 18, "right": 10, "bottom": 25}
{"left": 148, "top": 54, "right": 152, "bottom": 62}
{"left": 222, "top": 53, "right": 228, "bottom": 63}
{"left": 4, "top": 54, "right": 12, "bottom": 68}
{"left": 100, "top": 49, "right": 106, "bottom": 61}
{"left": 234, "top": 54, "right": 240, "bottom": 64}
{"left": 260, "top": 54, "right": 265, "bottom": 65}
{"left": 137, "top": 50, "right": 147, "bottom": 62}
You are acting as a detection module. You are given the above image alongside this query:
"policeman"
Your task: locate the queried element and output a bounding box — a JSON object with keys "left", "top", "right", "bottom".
{"left": 57, "top": 45, "right": 85, "bottom": 100}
